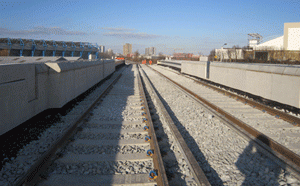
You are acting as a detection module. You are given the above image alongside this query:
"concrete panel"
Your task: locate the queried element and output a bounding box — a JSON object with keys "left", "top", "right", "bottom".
{"left": 74, "top": 68, "right": 88, "bottom": 97}
{"left": 103, "top": 60, "right": 115, "bottom": 78}
{"left": 271, "top": 74, "right": 300, "bottom": 107}
{"left": 225, "top": 68, "right": 247, "bottom": 91}
{"left": 245, "top": 70, "right": 272, "bottom": 99}
{"left": 34, "top": 72, "right": 49, "bottom": 111}
{"left": 181, "top": 61, "right": 208, "bottom": 79}
{"left": 26, "top": 64, "right": 36, "bottom": 102}
{"left": 0, "top": 64, "right": 38, "bottom": 135}
{"left": 47, "top": 60, "right": 107, "bottom": 108}
{"left": 47, "top": 70, "right": 76, "bottom": 108}
{"left": 0, "top": 63, "right": 30, "bottom": 84}
{"left": 209, "top": 65, "right": 229, "bottom": 85}
{"left": 0, "top": 80, "right": 29, "bottom": 135}
{"left": 88, "top": 65, "right": 103, "bottom": 85}
{"left": 0, "top": 59, "right": 115, "bottom": 136}
{"left": 181, "top": 61, "right": 300, "bottom": 108}
{"left": 0, "top": 63, "right": 36, "bottom": 102}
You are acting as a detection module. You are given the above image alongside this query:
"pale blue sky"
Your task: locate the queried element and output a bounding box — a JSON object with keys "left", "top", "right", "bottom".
{"left": 0, "top": 0, "right": 299, "bottom": 55}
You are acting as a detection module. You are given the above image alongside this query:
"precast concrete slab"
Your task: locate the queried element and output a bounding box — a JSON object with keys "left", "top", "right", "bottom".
{"left": 81, "top": 128, "right": 148, "bottom": 134}
{"left": 39, "top": 174, "right": 156, "bottom": 186}
{"left": 181, "top": 61, "right": 209, "bottom": 79}
{"left": 88, "top": 118, "right": 146, "bottom": 123}
{"left": 72, "top": 139, "right": 149, "bottom": 146}
{"left": 0, "top": 59, "right": 115, "bottom": 136}
{"left": 181, "top": 61, "right": 300, "bottom": 108}
{"left": 56, "top": 153, "right": 152, "bottom": 164}
{"left": 87, "top": 121, "right": 144, "bottom": 126}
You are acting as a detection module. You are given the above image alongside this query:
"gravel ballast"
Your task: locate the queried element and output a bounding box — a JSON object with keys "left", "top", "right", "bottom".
{"left": 0, "top": 69, "right": 123, "bottom": 185}
{"left": 64, "top": 145, "right": 148, "bottom": 155}
{"left": 142, "top": 65, "right": 300, "bottom": 185}
{"left": 52, "top": 160, "right": 153, "bottom": 175}
{"left": 141, "top": 77, "right": 198, "bottom": 185}
{"left": 156, "top": 65, "right": 300, "bottom": 156}
{"left": 35, "top": 65, "right": 158, "bottom": 185}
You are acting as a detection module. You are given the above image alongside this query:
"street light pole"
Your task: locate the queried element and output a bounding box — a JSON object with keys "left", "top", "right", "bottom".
{"left": 221, "top": 43, "right": 227, "bottom": 62}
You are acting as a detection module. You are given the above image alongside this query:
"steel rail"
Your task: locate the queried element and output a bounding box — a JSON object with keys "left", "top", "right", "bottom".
{"left": 182, "top": 73, "right": 300, "bottom": 126}
{"left": 159, "top": 64, "right": 300, "bottom": 126}
{"left": 147, "top": 65, "right": 300, "bottom": 177}
{"left": 139, "top": 65, "right": 210, "bottom": 186}
{"left": 137, "top": 65, "right": 169, "bottom": 186}
{"left": 14, "top": 68, "right": 125, "bottom": 186}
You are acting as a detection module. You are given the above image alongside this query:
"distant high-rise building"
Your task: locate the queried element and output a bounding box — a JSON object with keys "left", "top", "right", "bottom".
{"left": 145, "top": 47, "right": 156, "bottom": 56}
{"left": 107, "top": 48, "right": 113, "bottom": 54}
{"left": 150, "top": 47, "right": 156, "bottom": 55}
{"left": 145, "top": 48, "right": 149, "bottom": 55}
{"left": 123, "top": 43, "right": 132, "bottom": 56}
{"left": 99, "top": 45, "right": 105, "bottom": 53}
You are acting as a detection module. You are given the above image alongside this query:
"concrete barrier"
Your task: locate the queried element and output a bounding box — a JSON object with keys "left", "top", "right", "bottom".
{"left": 104, "top": 60, "right": 115, "bottom": 78}
{"left": 181, "top": 61, "right": 209, "bottom": 79}
{"left": 166, "top": 60, "right": 300, "bottom": 108}
{"left": 208, "top": 62, "right": 300, "bottom": 108}
{"left": 0, "top": 59, "right": 115, "bottom": 136}
{"left": 157, "top": 60, "right": 182, "bottom": 69}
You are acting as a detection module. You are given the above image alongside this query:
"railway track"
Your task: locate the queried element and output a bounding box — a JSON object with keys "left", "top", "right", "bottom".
{"left": 150, "top": 64, "right": 300, "bottom": 164}
{"left": 138, "top": 65, "right": 210, "bottom": 186}
{"left": 5, "top": 64, "right": 212, "bottom": 186}
{"left": 141, "top": 64, "right": 300, "bottom": 185}
{"left": 4, "top": 61, "right": 299, "bottom": 185}
{"left": 15, "top": 64, "right": 166, "bottom": 186}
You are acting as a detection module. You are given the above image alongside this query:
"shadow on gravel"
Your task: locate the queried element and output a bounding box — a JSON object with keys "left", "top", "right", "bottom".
{"left": 41, "top": 65, "right": 136, "bottom": 185}
{"left": 142, "top": 71, "right": 224, "bottom": 185}
{"left": 236, "top": 135, "right": 284, "bottom": 186}
{"left": 142, "top": 82, "right": 187, "bottom": 185}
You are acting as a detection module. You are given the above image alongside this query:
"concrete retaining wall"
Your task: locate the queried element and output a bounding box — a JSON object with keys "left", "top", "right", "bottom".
{"left": 0, "top": 59, "right": 115, "bottom": 136}
{"left": 157, "top": 60, "right": 182, "bottom": 69}
{"left": 180, "top": 61, "right": 300, "bottom": 108}
{"left": 208, "top": 62, "right": 300, "bottom": 108}
{"left": 181, "top": 61, "right": 209, "bottom": 79}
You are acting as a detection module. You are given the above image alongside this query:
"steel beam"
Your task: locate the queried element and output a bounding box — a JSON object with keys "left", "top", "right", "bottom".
{"left": 19, "top": 38, "right": 24, "bottom": 57}
{"left": 31, "top": 39, "right": 36, "bottom": 57}
{"left": 95, "top": 43, "right": 99, "bottom": 59}
{"left": 80, "top": 42, "right": 84, "bottom": 58}
{"left": 87, "top": 43, "right": 92, "bottom": 57}
{"left": 7, "top": 37, "right": 12, "bottom": 56}
{"left": 53, "top": 40, "right": 57, "bottom": 57}
{"left": 62, "top": 41, "right": 67, "bottom": 57}
{"left": 71, "top": 41, "right": 76, "bottom": 57}
{"left": 42, "top": 40, "right": 47, "bottom": 57}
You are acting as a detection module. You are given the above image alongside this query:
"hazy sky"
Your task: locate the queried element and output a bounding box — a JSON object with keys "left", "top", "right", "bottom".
{"left": 0, "top": 0, "right": 299, "bottom": 55}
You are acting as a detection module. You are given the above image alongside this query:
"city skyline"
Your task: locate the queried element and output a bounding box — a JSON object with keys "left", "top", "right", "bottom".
{"left": 0, "top": 0, "right": 299, "bottom": 55}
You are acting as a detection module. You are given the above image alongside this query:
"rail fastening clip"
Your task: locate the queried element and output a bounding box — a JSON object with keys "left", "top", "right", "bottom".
{"left": 149, "top": 170, "right": 158, "bottom": 180}
{"left": 145, "top": 136, "right": 151, "bottom": 142}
